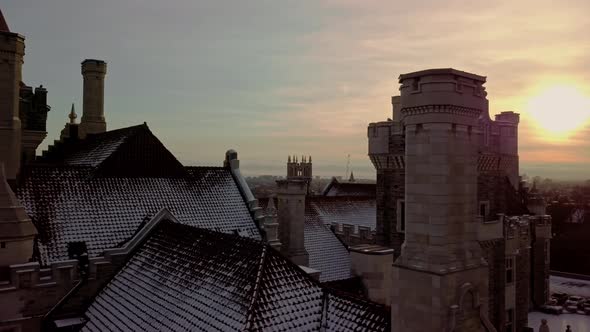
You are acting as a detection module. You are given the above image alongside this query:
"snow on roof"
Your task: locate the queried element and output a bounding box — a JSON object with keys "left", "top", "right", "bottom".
{"left": 82, "top": 221, "right": 389, "bottom": 331}
{"left": 17, "top": 166, "right": 261, "bottom": 265}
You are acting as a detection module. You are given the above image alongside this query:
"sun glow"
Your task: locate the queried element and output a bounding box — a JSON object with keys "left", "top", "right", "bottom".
{"left": 525, "top": 85, "right": 590, "bottom": 141}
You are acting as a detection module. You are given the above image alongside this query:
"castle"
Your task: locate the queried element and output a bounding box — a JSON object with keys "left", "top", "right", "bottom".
{"left": 271, "top": 70, "right": 552, "bottom": 331}
{"left": 0, "top": 8, "right": 552, "bottom": 332}
{"left": 368, "top": 69, "right": 552, "bottom": 331}
{"left": 0, "top": 11, "right": 389, "bottom": 331}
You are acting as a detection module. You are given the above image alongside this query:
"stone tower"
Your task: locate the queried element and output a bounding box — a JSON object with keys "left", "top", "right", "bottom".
{"left": 391, "top": 69, "right": 491, "bottom": 331}
{"left": 80, "top": 59, "right": 107, "bottom": 137}
{"left": 368, "top": 96, "right": 406, "bottom": 253}
{"left": 276, "top": 155, "right": 310, "bottom": 266}
{"left": 494, "top": 111, "right": 520, "bottom": 188}
{"left": 0, "top": 11, "right": 25, "bottom": 181}
{"left": 0, "top": 164, "right": 37, "bottom": 266}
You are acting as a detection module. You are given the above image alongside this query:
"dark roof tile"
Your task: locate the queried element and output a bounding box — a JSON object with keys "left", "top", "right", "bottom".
{"left": 17, "top": 166, "right": 260, "bottom": 264}
{"left": 81, "top": 221, "right": 389, "bottom": 332}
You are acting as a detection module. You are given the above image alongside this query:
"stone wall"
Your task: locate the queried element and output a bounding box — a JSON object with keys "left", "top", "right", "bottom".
{"left": 0, "top": 252, "right": 127, "bottom": 331}
{"left": 480, "top": 239, "right": 505, "bottom": 330}
{"left": 350, "top": 245, "right": 393, "bottom": 306}
{"left": 332, "top": 223, "right": 376, "bottom": 246}
{"left": 515, "top": 245, "right": 531, "bottom": 332}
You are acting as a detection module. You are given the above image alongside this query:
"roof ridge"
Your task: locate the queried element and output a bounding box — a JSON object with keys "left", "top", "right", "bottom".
{"left": 243, "top": 244, "right": 268, "bottom": 331}
{"left": 184, "top": 166, "right": 225, "bottom": 170}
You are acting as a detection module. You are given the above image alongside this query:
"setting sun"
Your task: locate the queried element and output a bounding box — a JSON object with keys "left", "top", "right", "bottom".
{"left": 526, "top": 85, "right": 590, "bottom": 140}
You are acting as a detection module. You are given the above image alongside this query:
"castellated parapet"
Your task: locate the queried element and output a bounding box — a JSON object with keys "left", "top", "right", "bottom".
{"left": 80, "top": 59, "right": 107, "bottom": 138}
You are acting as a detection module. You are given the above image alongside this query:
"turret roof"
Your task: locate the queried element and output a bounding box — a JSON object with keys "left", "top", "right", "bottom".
{"left": 0, "top": 9, "right": 10, "bottom": 32}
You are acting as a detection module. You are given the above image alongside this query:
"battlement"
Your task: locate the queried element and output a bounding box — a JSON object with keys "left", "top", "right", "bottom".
{"left": 494, "top": 111, "right": 520, "bottom": 124}
{"left": 286, "top": 155, "right": 312, "bottom": 180}
{"left": 478, "top": 214, "right": 551, "bottom": 242}
{"left": 0, "top": 31, "right": 25, "bottom": 56}
{"left": 398, "top": 68, "right": 488, "bottom": 115}
{"left": 81, "top": 59, "right": 107, "bottom": 75}
{"left": 0, "top": 208, "right": 176, "bottom": 324}
{"left": 331, "top": 222, "right": 375, "bottom": 245}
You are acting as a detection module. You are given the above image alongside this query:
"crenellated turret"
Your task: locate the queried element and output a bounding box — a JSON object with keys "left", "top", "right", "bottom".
{"left": 392, "top": 68, "right": 490, "bottom": 332}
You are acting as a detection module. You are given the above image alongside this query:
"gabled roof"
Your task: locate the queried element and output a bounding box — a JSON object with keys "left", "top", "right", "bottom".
{"left": 82, "top": 221, "right": 389, "bottom": 332}
{"left": 304, "top": 213, "right": 352, "bottom": 282}
{"left": 322, "top": 178, "right": 376, "bottom": 198}
{"left": 17, "top": 165, "right": 260, "bottom": 265}
{"left": 258, "top": 197, "right": 354, "bottom": 283}
{"left": 38, "top": 124, "right": 186, "bottom": 177}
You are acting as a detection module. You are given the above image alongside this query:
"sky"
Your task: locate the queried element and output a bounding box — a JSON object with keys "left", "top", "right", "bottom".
{"left": 5, "top": 0, "right": 590, "bottom": 180}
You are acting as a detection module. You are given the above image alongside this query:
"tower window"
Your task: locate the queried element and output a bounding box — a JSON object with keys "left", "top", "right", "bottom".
{"left": 479, "top": 201, "right": 490, "bottom": 220}
{"left": 506, "top": 257, "right": 514, "bottom": 284}
{"left": 397, "top": 200, "right": 405, "bottom": 233}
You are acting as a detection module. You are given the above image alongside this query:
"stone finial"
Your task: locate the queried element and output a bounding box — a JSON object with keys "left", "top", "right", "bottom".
{"left": 309, "top": 156, "right": 312, "bottom": 162}
{"left": 69, "top": 103, "right": 78, "bottom": 124}
{"left": 266, "top": 196, "right": 277, "bottom": 216}
{"left": 288, "top": 155, "right": 291, "bottom": 163}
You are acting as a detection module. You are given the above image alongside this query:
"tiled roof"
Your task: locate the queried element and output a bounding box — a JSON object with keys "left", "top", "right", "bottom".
{"left": 304, "top": 214, "right": 352, "bottom": 282}
{"left": 322, "top": 178, "right": 376, "bottom": 198}
{"left": 17, "top": 165, "right": 260, "bottom": 265}
{"left": 82, "top": 221, "right": 389, "bottom": 332}
{"left": 38, "top": 124, "right": 187, "bottom": 177}
{"left": 258, "top": 197, "right": 353, "bottom": 283}
{"left": 308, "top": 196, "right": 376, "bottom": 231}
{"left": 41, "top": 125, "right": 144, "bottom": 167}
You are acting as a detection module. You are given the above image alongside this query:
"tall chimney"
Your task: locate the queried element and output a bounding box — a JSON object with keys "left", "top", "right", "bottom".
{"left": 80, "top": 59, "right": 107, "bottom": 137}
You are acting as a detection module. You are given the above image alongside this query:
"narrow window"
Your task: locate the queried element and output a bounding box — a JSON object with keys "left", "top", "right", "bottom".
{"left": 505, "top": 309, "right": 514, "bottom": 332}
{"left": 506, "top": 257, "right": 514, "bottom": 284}
{"left": 398, "top": 200, "right": 406, "bottom": 232}
{"left": 479, "top": 201, "right": 490, "bottom": 221}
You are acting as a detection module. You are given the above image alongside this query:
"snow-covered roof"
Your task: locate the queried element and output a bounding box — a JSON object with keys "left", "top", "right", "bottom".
{"left": 82, "top": 220, "right": 389, "bottom": 332}
{"left": 17, "top": 124, "right": 261, "bottom": 265}
{"left": 308, "top": 196, "right": 376, "bottom": 231}
{"left": 322, "top": 178, "right": 376, "bottom": 198}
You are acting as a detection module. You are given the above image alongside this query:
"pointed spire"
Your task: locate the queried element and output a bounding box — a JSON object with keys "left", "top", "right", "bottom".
{"left": 288, "top": 155, "right": 291, "bottom": 163}
{"left": 349, "top": 171, "right": 355, "bottom": 183}
{"left": 309, "top": 155, "right": 312, "bottom": 163}
{"left": 69, "top": 103, "right": 78, "bottom": 124}
{"left": 0, "top": 9, "right": 10, "bottom": 32}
